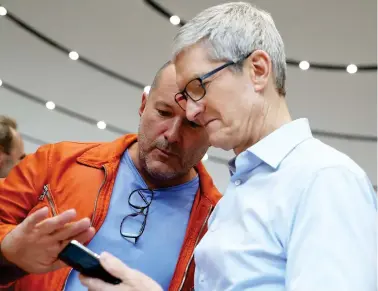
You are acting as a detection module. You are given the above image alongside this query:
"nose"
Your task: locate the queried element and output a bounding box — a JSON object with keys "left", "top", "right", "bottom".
{"left": 185, "top": 99, "right": 205, "bottom": 123}
{"left": 164, "top": 118, "right": 181, "bottom": 143}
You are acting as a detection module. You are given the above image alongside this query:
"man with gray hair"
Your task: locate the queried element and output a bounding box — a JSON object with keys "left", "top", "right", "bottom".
{"left": 0, "top": 116, "right": 25, "bottom": 178}
{"left": 80, "top": 2, "right": 376, "bottom": 291}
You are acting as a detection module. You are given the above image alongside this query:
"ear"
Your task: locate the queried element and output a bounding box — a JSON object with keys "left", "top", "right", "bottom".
{"left": 139, "top": 92, "right": 149, "bottom": 117}
{"left": 0, "top": 152, "right": 4, "bottom": 168}
{"left": 247, "top": 50, "right": 272, "bottom": 92}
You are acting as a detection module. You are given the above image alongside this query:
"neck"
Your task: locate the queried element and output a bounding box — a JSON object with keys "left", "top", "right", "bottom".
{"left": 128, "top": 142, "right": 197, "bottom": 189}
{"left": 234, "top": 93, "right": 292, "bottom": 155}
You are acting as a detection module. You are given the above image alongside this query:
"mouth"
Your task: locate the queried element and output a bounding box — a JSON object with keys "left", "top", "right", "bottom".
{"left": 155, "top": 148, "right": 178, "bottom": 157}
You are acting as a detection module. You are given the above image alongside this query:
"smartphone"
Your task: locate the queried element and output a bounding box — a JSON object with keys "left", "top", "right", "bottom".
{"left": 58, "top": 240, "right": 121, "bottom": 285}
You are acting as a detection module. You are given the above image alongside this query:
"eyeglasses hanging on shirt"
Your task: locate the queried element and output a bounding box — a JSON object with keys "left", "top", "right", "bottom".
{"left": 120, "top": 188, "right": 155, "bottom": 244}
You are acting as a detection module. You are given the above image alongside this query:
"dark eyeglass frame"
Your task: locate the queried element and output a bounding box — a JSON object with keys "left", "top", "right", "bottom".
{"left": 120, "top": 188, "right": 155, "bottom": 243}
{"left": 174, "top": 53, "right": 252, "bottom": 110}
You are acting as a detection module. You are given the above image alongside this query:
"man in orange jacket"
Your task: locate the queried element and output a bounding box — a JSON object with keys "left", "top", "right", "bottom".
{"left": 0, "top": 61, "right": 222, "bottom": 291}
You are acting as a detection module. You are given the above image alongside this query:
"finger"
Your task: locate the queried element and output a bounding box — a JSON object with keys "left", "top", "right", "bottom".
{"left": 53, "top": 227, "right": 95, "bottom": 270}
{"left": 79, "top": 274, "right": 112, "bottom": 291}
{"left": 71, "top": 226, "right": 96, "bottom": 246}
{"left": 35, "top": 209, "right": 77, "bottom": 235}
{"left": 58, "top": 226, "right": 96, "bottom": 253}
{"left": 51, "top": 217, "right": 91, "bottom": 242}
{"left": 56, "top": 227, "right": 95, "bottom": 257}
{"left": 22, "top": 207, "right": 49, "bottom": 232}
{"left": 99, "top": 252, "right": 131, "bottom": 281}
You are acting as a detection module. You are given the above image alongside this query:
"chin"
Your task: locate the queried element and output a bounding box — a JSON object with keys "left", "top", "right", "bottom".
{"left": 209, "top": 131, "right": 235, "bottom": 151}
{"left": 146, "top": 160, "right": 178, "bottom": 180}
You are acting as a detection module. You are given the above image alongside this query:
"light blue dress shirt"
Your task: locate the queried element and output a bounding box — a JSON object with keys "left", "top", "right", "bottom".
{"left": 194, "top": 118, "right": 377, "bottom": 291}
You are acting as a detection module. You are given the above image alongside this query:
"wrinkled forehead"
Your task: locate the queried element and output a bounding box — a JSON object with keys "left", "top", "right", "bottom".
{"left": 173, "top": 44, "right": 217, "bottom": 90}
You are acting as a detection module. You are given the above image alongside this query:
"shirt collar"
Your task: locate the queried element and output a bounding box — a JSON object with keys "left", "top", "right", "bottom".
{"left": 246, "top": 118, "right": 313, "bottom": 169}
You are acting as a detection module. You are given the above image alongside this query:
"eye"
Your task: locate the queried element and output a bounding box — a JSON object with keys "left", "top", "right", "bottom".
{"left": 157, "top": 109, "right": 171, "bottom": 117}
{"left": 202, "top": 81, "right": 211, "bottom": 88}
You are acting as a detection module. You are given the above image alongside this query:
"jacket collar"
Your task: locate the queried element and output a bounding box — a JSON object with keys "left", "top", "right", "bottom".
{"left": 77, "top": 134, "right": 138, "bottom": 168}
{"left": 77, "top": 134, "right": 221, "bottom": 205}
{"left": 195, "top": 161, "right": 219, "bottom": 205}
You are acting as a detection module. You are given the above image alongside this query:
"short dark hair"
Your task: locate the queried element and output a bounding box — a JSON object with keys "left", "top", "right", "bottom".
{"left": 0, "top": 116, "right": 18, "bottom": 155}
{"left": 150, "top": 61, "right": 172, "bottom": 90}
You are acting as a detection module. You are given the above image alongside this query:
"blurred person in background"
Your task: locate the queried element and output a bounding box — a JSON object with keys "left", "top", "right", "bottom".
{"left": 0, "top": 116, "right": 25, "bottom": 178}
{"left": 0, "top": 62, "right": 221, "bottom": 291}
{"left": 80, "top": 2, "right": 377, "bottom": 291}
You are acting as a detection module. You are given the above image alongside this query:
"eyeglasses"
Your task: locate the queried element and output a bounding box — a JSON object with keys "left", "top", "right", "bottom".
{"left": 120, "top": 188, "right": 154, "bottom": 243}
{"left": 174, "top": 53, "right": 252, "bottom": 111}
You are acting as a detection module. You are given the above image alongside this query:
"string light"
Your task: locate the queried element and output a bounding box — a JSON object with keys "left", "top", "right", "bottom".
{"left": 170, "top": 15, "right": 180, "bottom": 25}
{"left": 346, "top": 64, "right": 358, "bottom": 74}
{"left": 299, "top": 61, "right": 310, "bottom": 70}
{"left": 202, "top": 153, "right": 209, "bottom": 161}
{"left": 69, "top": 51, "right": 79, "bottom": 61}
{"left": 144, "top": 85, "right": 151, "bottom": 94}
{"left": 45, "top": 101, "right": 55, "bottom": 110}
{"left": 0, "top": 6, "right": 7, "bottom": 16}
{"left": 97, "top": 121, "right": 106, "bottom": 130}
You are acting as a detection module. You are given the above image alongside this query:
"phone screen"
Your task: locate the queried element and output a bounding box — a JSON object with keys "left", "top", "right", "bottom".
{"left": 58, "top": 240, "right": 121, "bottom": 285}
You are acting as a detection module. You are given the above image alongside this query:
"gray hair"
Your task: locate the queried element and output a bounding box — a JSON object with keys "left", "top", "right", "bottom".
{"left": 172, "top": 2, "right": 287, "bottom": 96}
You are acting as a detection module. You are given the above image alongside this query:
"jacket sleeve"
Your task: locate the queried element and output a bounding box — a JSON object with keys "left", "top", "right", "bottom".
{"left": 0, "top": 144, "right": 51, "bottom": 286}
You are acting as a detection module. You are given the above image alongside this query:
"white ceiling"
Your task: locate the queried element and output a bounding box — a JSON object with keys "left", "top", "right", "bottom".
{"left": 0, "top": 0, "right": 376, "bottom": 192}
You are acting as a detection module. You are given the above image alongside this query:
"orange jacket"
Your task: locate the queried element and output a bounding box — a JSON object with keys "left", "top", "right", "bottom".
{"left": 0, "top": 134, "right": 222, "bottom": 291}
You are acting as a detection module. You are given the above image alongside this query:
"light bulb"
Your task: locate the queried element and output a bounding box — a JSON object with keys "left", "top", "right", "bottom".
{"left": 170, "top": 15, "right": 180, "bottom": 25}
{"left": 299, "top": 61, "right": 310, "bottom": 70}
{"left": 69, "top": 51, "right": 79, "bottom": 61}
{"left": 202, "top": 153, "right": 209, "bottom": 161}
{"left": 46, "top": 101, "right": 56, "bottom": 110}
{"left": 346, "top": 64, "right": 358, "bottom": 74}
{"left": 144, "top": 85, "right": 151, "bottom": 94}
{"left": 97, "top": 121, "right": 106, "bottom": 129}
{"left": 0, "top": 7, "right": 7, "bottom": 16}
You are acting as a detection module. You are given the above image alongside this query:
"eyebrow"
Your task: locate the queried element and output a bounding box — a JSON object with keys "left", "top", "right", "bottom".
{"left": 190, "top": 71, "right": 211, "bottom": 81}
{"left": 185, "top": 66, "right": 224, "bottom": 85}
{"left": 155, "top": 101, "right": 173, "bottom": 109}
{"left": 177, "top": 72, "right": 208, "bottom": 92}
{"left": 193, "top": 71, "right": 207, "bottom": 78}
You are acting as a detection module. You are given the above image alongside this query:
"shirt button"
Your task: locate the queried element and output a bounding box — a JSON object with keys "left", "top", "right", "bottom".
{"left": 235, "top": 179, "right": 242, "bottom": 186}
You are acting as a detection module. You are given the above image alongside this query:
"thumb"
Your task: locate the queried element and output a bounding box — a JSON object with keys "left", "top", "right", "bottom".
{"left": 99, "top": 252, "right": 132, "bottom": 280}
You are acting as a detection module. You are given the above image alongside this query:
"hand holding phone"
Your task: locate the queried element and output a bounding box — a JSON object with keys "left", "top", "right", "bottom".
{"left": 79, "top": 252, "right": 163, "bottom": 291}
{"left": 58, "top": 240, "right": 121, "bottom": 285}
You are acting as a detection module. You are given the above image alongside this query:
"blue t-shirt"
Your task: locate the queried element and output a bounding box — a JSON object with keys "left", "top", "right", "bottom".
{"left": 65, "top": 150, "right": 199, "bottom": 291}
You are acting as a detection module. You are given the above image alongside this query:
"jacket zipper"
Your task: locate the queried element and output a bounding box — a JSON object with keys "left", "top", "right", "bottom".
{"left": 62, "top": 165, "right": 107, "bottom": 291}
{"left": 178, "top": 205, "right": 213, "bottom": 291}
{"left": 90, "top": 165, "right": 107, "bottom": 226}
{"left": 39, "top": 185, "right": 57, "bottom": 216}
